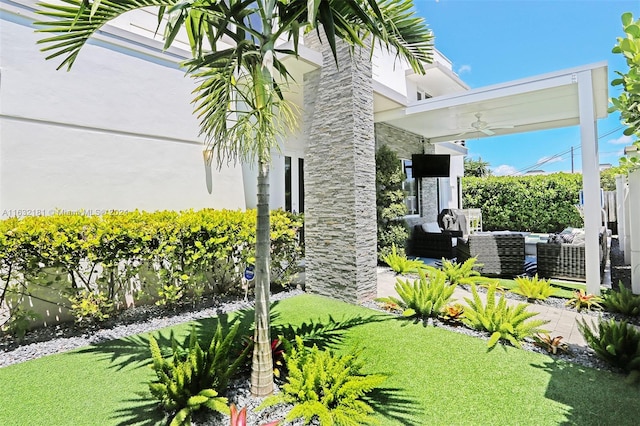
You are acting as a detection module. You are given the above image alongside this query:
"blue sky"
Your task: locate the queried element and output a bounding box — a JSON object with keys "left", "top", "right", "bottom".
{"left": 414, "top": 0, "right": 639, "bottom": 175}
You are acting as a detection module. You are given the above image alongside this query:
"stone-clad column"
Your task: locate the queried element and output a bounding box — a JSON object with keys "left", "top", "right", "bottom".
{"left": 302, "top": 34, "right": 376, "bottom": 303}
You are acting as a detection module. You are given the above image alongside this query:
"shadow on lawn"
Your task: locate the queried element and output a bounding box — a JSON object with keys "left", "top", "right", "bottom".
{"left": 365, "top": 386, "right": 424, "bottom": 425}
{"left": 76, "top": 299, "right": 390, "bottom": 424}
{"left": 110, "top": 393, "right": 165, "bottom": 426}
{"left": 532, "top": 359, "right": 640, "bottom": 425}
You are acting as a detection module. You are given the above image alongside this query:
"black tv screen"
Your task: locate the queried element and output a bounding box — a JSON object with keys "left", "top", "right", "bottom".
{"left": 411, "top": 154, "right": 450, "bottom": 178}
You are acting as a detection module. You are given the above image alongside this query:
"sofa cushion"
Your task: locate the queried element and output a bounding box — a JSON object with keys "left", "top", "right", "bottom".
{"left": 422, "top": 222, "right": 441, "bottom": 233}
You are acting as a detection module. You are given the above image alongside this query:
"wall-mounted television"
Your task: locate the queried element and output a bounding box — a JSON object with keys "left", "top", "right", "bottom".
{"left": 411, "top": 154, "right": 450, "bottom": 178}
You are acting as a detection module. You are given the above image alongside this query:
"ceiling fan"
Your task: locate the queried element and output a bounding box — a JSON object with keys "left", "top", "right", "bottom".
{"left": 457, "top": 113, "right": 514, "bottom": 136}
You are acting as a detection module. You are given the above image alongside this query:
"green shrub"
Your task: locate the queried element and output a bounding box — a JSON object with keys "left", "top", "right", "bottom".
{"left": 381, "top": 244, "right": 425, "bottom": 274}
{"left": 565, "top": 289, "right": 603, "bottom": 312}
{"left": 0, "top": 209, "right": 303, "bottom": 324}
{"left": 376, "top": 269, "right": 456, "bottom": 319}
{"left": 68, "top": 290, "right": 114, "bottom": 324}
{"left": 578, "top": 318, "right": 640, "bottom": 382}
{"left": 0, "top": 306, "right": 40, "bottom": 340}
{"left": 511, "top": 275, "right": 557, "bottom": 302}
{"left": 148, "top": 323, "right": 249, "bottom": 425}
{"left": 603, "top": 283, "right": 640, "bottom": 316}
{"left": 462, "top": 174, "right": 583, "bottom": 232}
{"left": 463, "top": 282, "right": 549, "bottom": 349}
{"left": 258, "top": 336, "right": 385, "bottom": 426}
{"left": 376, "top": 145, "right": 408, "bottom": 261}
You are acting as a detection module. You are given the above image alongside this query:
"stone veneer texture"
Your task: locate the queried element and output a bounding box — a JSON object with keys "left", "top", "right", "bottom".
{"left": 303, "top": 34, "right": 377, "bottom": 303}
{"left": 374, "top": 123, "right": 438, "bottom": 223}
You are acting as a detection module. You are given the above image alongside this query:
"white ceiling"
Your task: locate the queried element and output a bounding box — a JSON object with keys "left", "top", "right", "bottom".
{"left": 375, "top": 62, "right": 609, "bottom": 144}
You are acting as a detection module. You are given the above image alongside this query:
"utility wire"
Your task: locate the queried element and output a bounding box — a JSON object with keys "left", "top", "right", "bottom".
{"left": 504, "top": 126, "right": 625, "bottom": 176}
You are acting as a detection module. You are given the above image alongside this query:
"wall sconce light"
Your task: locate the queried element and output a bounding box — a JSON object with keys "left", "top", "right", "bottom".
{"left": 202, "top": 149, "right": 213, "bottom": 165}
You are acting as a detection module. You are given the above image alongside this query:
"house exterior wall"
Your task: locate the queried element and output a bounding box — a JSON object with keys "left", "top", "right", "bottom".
{"left": 0, "top": 6, "right": 246, "bottom": 215}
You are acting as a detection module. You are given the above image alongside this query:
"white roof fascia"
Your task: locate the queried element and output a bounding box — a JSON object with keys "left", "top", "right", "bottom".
{"left": 434, "top": 141, "right": 468, "bottom": 156}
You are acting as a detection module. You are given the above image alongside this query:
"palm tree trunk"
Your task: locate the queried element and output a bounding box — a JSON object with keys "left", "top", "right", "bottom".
{"left": 251, "top": 155, "right": 274, "bottom": 396}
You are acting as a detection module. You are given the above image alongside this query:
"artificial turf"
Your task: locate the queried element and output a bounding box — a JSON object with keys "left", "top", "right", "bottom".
{"left": 0, "top": 294, "right": 638, "bottom": 425}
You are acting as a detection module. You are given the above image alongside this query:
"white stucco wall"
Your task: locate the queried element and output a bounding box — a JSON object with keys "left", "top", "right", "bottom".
{"left": 0, "top": 5, "right": 246, "bottom": 216}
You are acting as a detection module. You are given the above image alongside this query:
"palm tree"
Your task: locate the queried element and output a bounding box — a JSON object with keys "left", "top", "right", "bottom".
{"left": 34, "top": 0, "right": 433, "bottom": 396}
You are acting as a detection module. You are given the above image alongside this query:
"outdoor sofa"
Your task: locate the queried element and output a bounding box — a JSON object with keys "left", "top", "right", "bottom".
{"left": 407, "top": 223, "right": 462, "bottom": 259}
{"left": 536, "top": 228, "right": 607, "bottom": 282}
{"left": 456, "top": 232, "right": 526, "bottom": 277}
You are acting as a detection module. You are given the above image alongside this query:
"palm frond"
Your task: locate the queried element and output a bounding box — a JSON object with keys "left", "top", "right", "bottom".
{"left": 35, "top": 0, "right": 176, "bottom": 70}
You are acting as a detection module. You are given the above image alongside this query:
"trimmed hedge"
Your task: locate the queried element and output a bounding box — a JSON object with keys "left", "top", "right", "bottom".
{"left": 462, "top": 173, "right": 583, "bottom": 233}
{"left": 0, "top": 209, "right": 303, "bottom": 329}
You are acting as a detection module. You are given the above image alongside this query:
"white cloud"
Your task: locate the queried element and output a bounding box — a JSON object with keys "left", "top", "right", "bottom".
{"left": 457, "top": 64, "right": 471, "bottom": 75}
{"left": 492, "top": 164, "right": 518, "bottom": 176}
{"left": 536, "top": 155, "right": 563, "bottom": 165}
{"left": 607, "top": 134, "right": 634, "bottom": 145}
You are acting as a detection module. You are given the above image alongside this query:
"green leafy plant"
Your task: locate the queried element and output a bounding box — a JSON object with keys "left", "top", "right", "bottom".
{"left": 441, "top": 303, "right": 465, "bottom": 323}
{"left": 578, "top": 317, "right": 640, "bottom": 382}
{"left": 463, "top": 282, "right": 549, "bottom": 349}
{"left": 376, "top": 145, "right": 409, "bottom": 261}
{"left": 68, "top": 290, "right": 114, "bottom": 324}
{"left": 565, "top": 289, "right": 603, "bottom": 312}
{"left": 156, "top": 283, "right": 185, "bottom": 308}
{"left": 376, "top": 269, "right": 456, "bottom": 319}
{"left": 603, "top": 283, "right": 640, "bottom": 316}
{"left": 1, "top": 306, "right": 40, "bottom": 340}
{"left": 438, "top": 258, "right": 489, "bottom": 286}
{"left": 229, "top": 404, "right": 280, "bottom": 426}
{"left": 381, "top": 244, "right": 425, "bottom": 274}
{"left": 258, "top": 336, "right": 385, "bottom": 426}
{"left": 148, "top": 323, "right": 249, "bottom": 425}
{"left": 462, "top": 174, "right": 583, "bottom": 233}
{"left": 533, "top": 333, "right": 569, "bottom": 355}
{"left": 511, "top": 275, "right": 557, "bottom": 302}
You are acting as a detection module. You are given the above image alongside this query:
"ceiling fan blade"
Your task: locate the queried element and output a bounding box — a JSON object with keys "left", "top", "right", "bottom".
{"left": 491, "top": 125, "right": 515, "bottom": 130}
{"left": 481, "top": 128, "right": 495, "bottom": 136}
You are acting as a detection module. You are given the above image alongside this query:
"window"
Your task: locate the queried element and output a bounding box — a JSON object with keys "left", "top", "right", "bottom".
{"left": 284, "top": 156, "right": 304, "bottom": 213}
{"left": 298, "top": 158, "right": 304, "bottom": 213}
{"left": 285, "top": 156, "right": 292, "bottom": 212}
{"left": 402, "top": 159, "right": 419, "bottom": 215}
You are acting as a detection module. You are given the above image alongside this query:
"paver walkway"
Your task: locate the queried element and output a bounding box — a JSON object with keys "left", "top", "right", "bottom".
{"left": 376, "top": 268, "right": 590, "bottom": 347}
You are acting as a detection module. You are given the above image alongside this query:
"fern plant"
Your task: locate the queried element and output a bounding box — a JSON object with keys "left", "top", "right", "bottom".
{"left": 258, "top": 337, "right": 385, "bottom": 426}
{"left": 148, "top": 323, "right": 249, "bottom": 425}
{"left": 565, "top": 289, "right": 603, "bottom": 312}
{"left": 375, "top": 269, "right": 456, "bottom": 319}
{"left": 463, "top": 282, "right": 549, "bottom": 349}
{"left": 603, "top": 283, "right": 640, "bottom": 316}
{"left": 438, "top": 257, "right": 490, "bottom": 286}
{"left": 578, "top": 317, "right": 640, "bottom": 382}
{"left": 381, "top": 244, "right": 425, "bottom": 274}
{"left": 511, "top": 275, "right": 557, "bottom": 302}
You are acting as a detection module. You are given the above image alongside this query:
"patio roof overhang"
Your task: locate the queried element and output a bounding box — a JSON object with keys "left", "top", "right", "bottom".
{"left": 374, "top": 62, "right": 609, "bottom": 293}
{"left": 375, "top": 62, "right": 609, "bottom": 143}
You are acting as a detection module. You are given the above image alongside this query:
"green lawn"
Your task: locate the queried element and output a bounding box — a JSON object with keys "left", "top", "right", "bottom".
{"left": 1, "top": 294, "right": 638, "bottom": 426}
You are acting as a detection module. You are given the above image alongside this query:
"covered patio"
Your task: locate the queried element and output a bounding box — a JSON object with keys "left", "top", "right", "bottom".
{"left": 375, "top": 62, "right": 609, "bottom": 294}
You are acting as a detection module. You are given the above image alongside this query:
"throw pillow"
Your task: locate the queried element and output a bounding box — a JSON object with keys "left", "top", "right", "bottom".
{"left": 422, "top": 222, "right": 441, "bottom": 233}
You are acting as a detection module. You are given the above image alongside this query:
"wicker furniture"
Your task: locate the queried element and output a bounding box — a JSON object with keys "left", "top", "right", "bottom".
{"left": 536, "top": 230, "right": 607, "bottom": 282}
{"left": 456, "top": 233, "right": 525, "bottom": 277}
{"left": 408, "top": 225, "right": 462, "bottom": 259}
